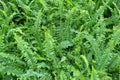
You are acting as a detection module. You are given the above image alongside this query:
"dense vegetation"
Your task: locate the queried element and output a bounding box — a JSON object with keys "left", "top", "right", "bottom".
{"left": 0, "top": 0, "right": 120, "bottom": 80}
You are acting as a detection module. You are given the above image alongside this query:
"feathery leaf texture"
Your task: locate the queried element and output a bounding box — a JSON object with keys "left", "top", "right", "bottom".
{"left": 0, "top": 0, "right": 120, "bottom": 79}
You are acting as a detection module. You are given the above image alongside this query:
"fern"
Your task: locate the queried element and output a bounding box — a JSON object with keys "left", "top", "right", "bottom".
{"left": 43, "top": 30, "right": 59, "bottom": 69}
{"left": 0, "top": 35, "right": 4, "bottom": 51}
{"left": 0, "top": 52, "right": 25, "bottom": 78}
{"left": 0, "top": 0, "right": 120, "bottom": 79}
{"left": 14, "top": 33, "right": 37, "bottom": 67}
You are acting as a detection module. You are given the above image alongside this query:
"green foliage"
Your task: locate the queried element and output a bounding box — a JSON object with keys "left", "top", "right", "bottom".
{"left": 0, "top": 0, "right": 120, "bottom": 80}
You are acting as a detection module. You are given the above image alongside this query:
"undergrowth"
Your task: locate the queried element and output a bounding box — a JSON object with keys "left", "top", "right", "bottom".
{"left": 0, "top": 0, "right": 120, "bottom": 80}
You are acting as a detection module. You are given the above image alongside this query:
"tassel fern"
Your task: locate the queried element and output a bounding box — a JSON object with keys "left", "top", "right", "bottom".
{"left": 0, "top": 0, "right": 120, "bottom": 80}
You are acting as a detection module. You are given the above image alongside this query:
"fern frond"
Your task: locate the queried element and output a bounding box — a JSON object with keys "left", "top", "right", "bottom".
{"left": 0, "top": 35, "right": 4, "bottom": 51}
{"left": 43, "top": 30, "right": 59, "bottom": 68}
{"left": 0, "top": 52, "right": 25, "bottom": 77}
{"left": 0, "top": 0, "right": 8, "bottom": 14}
{"left": 14, "top": 33, "right": 37, "bottom": 67}
{"left": 19, "top": 69, "right": 42, "bottom": 80}
{"left": 43, "top": 30, "right": 55, "bottom": 57}
{"left": 84, "top": 33, "right": 100, "bottom": 61}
